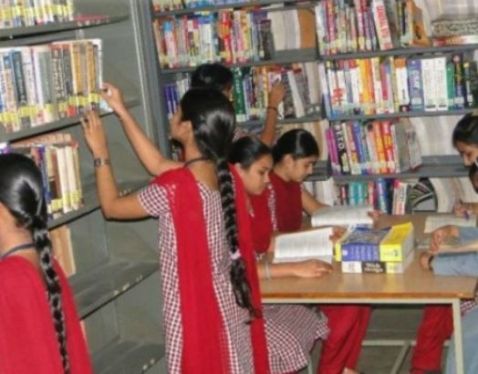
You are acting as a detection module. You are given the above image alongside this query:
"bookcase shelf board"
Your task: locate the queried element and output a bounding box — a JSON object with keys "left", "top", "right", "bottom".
{"left": 1, "top": 97, "right": 140, "bottom": 143}
{"left": 238, "top": 111, "right": 322, "bottom": 128}
{"left": 154, "top": 0, "right": 314, "bottom": 16}
{"left": 48, "top": 179, "right": 147, "bottom": 230}
{"left": 93, "top": 339, "right": 165, "bottom": 374}
{"left": 330, "top": 155, "right": 468, "bottom": 182}
{"left": 328, "top": 108, "right": 478, "bottom": 122}
{"left": 321, "top": 43, "right": 478, "bottom": 61}
{"left": 72, "top": 260, "right": 158, "bottom": 318}
{"left": 0, "top": 14, "right": 130, "bottom": 41}
{"left": 159, "top": 48, "right": 318, "bottom": 74}
{"left": 307, "top": 160, "right": 331, "bottom": 182}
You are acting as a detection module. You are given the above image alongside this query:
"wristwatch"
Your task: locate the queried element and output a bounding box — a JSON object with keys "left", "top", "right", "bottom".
{"left": 93, "top": 157, "right": 111, "bottom": 168}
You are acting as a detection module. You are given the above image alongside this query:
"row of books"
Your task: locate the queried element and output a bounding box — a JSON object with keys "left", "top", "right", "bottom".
{"left": 335, "top": 222, "right": 415, "bottom": 273}
{"left": 314, "top": 0, "right": 429, "bottom": 56}
{"left": 0, "top": 39, "right": 105, "bottom": 134}
{"left": 153, "top": 8, "right": 313, "bottom": 69}
{"left": 318, "top": 54, "right": 478, "bottom": 118}
{"left": 164, "top": 63, "right": 321, "bottom": 122}
{"left": 152, "top": 0, "right": 257, "bottom": 12}
{"left": 326, "top": 119, "right": 422, "bottom": 176}
{"left": 0, "top": 133, "right": 84, "bottom": 219}
{"left": 0, "top": 0, "right": 75, "bottom": 29}
{"left": 332, "top": 176, "right": 435, "bottom": 214}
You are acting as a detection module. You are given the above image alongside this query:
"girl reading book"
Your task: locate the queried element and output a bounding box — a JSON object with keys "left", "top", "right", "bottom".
{"left": 0, "top": 153, "right": 93, "bottom": 374}
{"left": 230, "top": 136, "right": 330, "bottom": 373}
{"left": 411, "top": 112, "right": 478, "bottom": 374}
{"left": 82, "top": 89, "right": 269, "bottom": 373}
{"left": 418, "top": 226, "right": 478, "bottom": 374}
{"left": 258, "top": 129, "right": 371, "bottom": 374}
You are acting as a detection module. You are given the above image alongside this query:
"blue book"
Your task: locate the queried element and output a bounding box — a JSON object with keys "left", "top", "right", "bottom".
{"left": 340, "top": 227, "right": 390, "bottom": 261}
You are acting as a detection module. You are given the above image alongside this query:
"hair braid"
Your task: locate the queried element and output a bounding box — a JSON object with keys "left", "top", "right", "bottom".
{"left": 0, "top": 153, "right": 70, "bottom": 372}
{"left": 31, "top": 215, "right": 70, "bottom": 374}
{"left": 216, "top": 158, "right": 257, "bottom": 318}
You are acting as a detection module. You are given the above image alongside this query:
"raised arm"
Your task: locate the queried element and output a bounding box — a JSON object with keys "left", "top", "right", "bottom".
{"left": 259, "top": 82, "right": 285, "bottom": 146}
{"left": 82, "top": 110, "right": 149, "bottom": 220}
{"left": 301, "top": 189, "right": 329, "bottom": 215}
{"left": 102, "top": 83, "right": 182, "bottom": 175}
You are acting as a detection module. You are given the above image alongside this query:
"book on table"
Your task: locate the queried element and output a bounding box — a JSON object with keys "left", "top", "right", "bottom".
{"left": 273, "top": 227, "right": 334, "bottom": 264}
{"left": 311, "top": 205, "right": 374, "bottom": 228}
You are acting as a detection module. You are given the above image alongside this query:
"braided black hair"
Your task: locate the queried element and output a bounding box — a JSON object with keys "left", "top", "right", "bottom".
{"left": 180, "top": 88, "right": 257, "bottom": 317}
{"left": 0, "top": 153, "right": 70, "bottom": 373}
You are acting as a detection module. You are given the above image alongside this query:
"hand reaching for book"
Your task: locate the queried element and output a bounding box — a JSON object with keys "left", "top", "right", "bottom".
{"left": 101, "top": 82, "right": 127, "bottom": 116}
{"left": 268, "top": 82, "right": 285, "bottom": 109}
{"left": 291, "top": 260, "right": 332, "bottom": 278}
{"left": 82, "top": 111, "right": 109, "bottom": 159}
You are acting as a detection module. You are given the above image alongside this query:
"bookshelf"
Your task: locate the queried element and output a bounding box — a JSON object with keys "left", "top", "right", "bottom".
{"left": 142, "top": 0, "right": 478, "bottom": 218}
{"left": 0, "top": 0, "right": 166, "bottom": 373}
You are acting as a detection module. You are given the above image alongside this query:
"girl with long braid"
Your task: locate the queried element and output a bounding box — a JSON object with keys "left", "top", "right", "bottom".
{"left": 82, "top": 88, "right": 269, "bottom": 373}
{"left": 0, "top": 153, "right": 93, "bottom": 374}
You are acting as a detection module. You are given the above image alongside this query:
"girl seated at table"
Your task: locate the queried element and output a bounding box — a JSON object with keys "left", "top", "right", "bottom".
{"left": 419, "top": 226, "right": 478, "bottom": 374}
{"left": 230, "top": 136, "right": 330, "bottom": 373}
{"left": 233, "top": 131, "right": 370, "bottom": 374}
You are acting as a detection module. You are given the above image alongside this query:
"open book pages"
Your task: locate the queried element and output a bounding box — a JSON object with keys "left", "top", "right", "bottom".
{"left": 423, "top": 214, "right": 477, "bottom": 234}
{"left": 273, "top": 227, "right": 334, "bottom": 264}
{"left": 311, "top": 205, "right": 374, "bottom": 228}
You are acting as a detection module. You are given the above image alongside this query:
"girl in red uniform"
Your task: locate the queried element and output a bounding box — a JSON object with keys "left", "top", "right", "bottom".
{"left": 268, "top": 129, "right": 371, "bottom": 374}
{"left": 230, "top": 136, "right": 331, "bottom": 373}
{"left": 82, "top": 88, "right": 269, "bottom": 373}
{"left": 0, "top": 153, "right": 93, "bottom": 374}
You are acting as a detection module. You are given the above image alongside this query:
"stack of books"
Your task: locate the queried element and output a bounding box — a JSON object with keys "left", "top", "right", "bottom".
{"left": 336, "top": 222, "right": 415, "bottom": 273}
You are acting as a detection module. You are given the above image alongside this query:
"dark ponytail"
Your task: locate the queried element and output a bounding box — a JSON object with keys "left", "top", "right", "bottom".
{"left": 0, "top": 154, "right": 70, "bottom": 373}
{"left": 180, "top": 89, "right": 257, "bottom": 317}
{"left": 272, "top": 128, "right": 319, "bottom": 163}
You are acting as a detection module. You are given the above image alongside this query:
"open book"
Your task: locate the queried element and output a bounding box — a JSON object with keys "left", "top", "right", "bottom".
{"left": 273, "top": 227, "right": 334, "bottom": 264}
{"left": 423, "top": 214, "right": 477, "bottom": 234}
{"left": 311, "top": 205, "right": 374, "bottom": 227}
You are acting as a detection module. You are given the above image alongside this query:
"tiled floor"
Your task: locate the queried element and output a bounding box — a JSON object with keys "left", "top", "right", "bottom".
{"left": 304, "top": 305, "right": 448, "bottom": 374}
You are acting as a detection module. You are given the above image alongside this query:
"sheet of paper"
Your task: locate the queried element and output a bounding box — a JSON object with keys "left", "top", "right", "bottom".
{"left": 423, "top": 214, "right": 477, "bottom": 234}
{"left": 311, "top": 205, "right": 373, "bottom": 227}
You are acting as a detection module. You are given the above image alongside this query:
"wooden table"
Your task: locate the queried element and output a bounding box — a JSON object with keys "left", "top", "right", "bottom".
{"left": 261, "top": 215, "right": 478, "bottom": 373}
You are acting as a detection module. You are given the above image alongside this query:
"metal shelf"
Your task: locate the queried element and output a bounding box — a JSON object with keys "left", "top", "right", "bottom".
{"left": 328, "top": 108, "right": 477, "bottom": 122}
{"left": 329, "top": 156, "right": 468, "bottom": 182}
{"left": 160, "top": 48, "right": 318, "bottom": 74}
{"left": 321, "top": 43, "right": 478, "bottom": 61}
{"left": 71, "top": 260, "right": 157, "bottom": 319}
{"left": 0, "top": 14, "right": 129, "bottom": 41}
{"left": 47, "top": 179, "right": 146, "bottom": 230}
{"left": 1, "top": 96, "right": 139, "bottom": 143}
{"left": 154, "top": 0, "right": 315, "bottom": 16}
{"left": 93, "top": 339, "right": 164, "bottom": 374}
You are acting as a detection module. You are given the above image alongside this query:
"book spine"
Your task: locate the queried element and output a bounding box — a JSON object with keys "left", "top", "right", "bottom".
{"left": 407, "top": 58, "right": 424, "bottom": 111}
